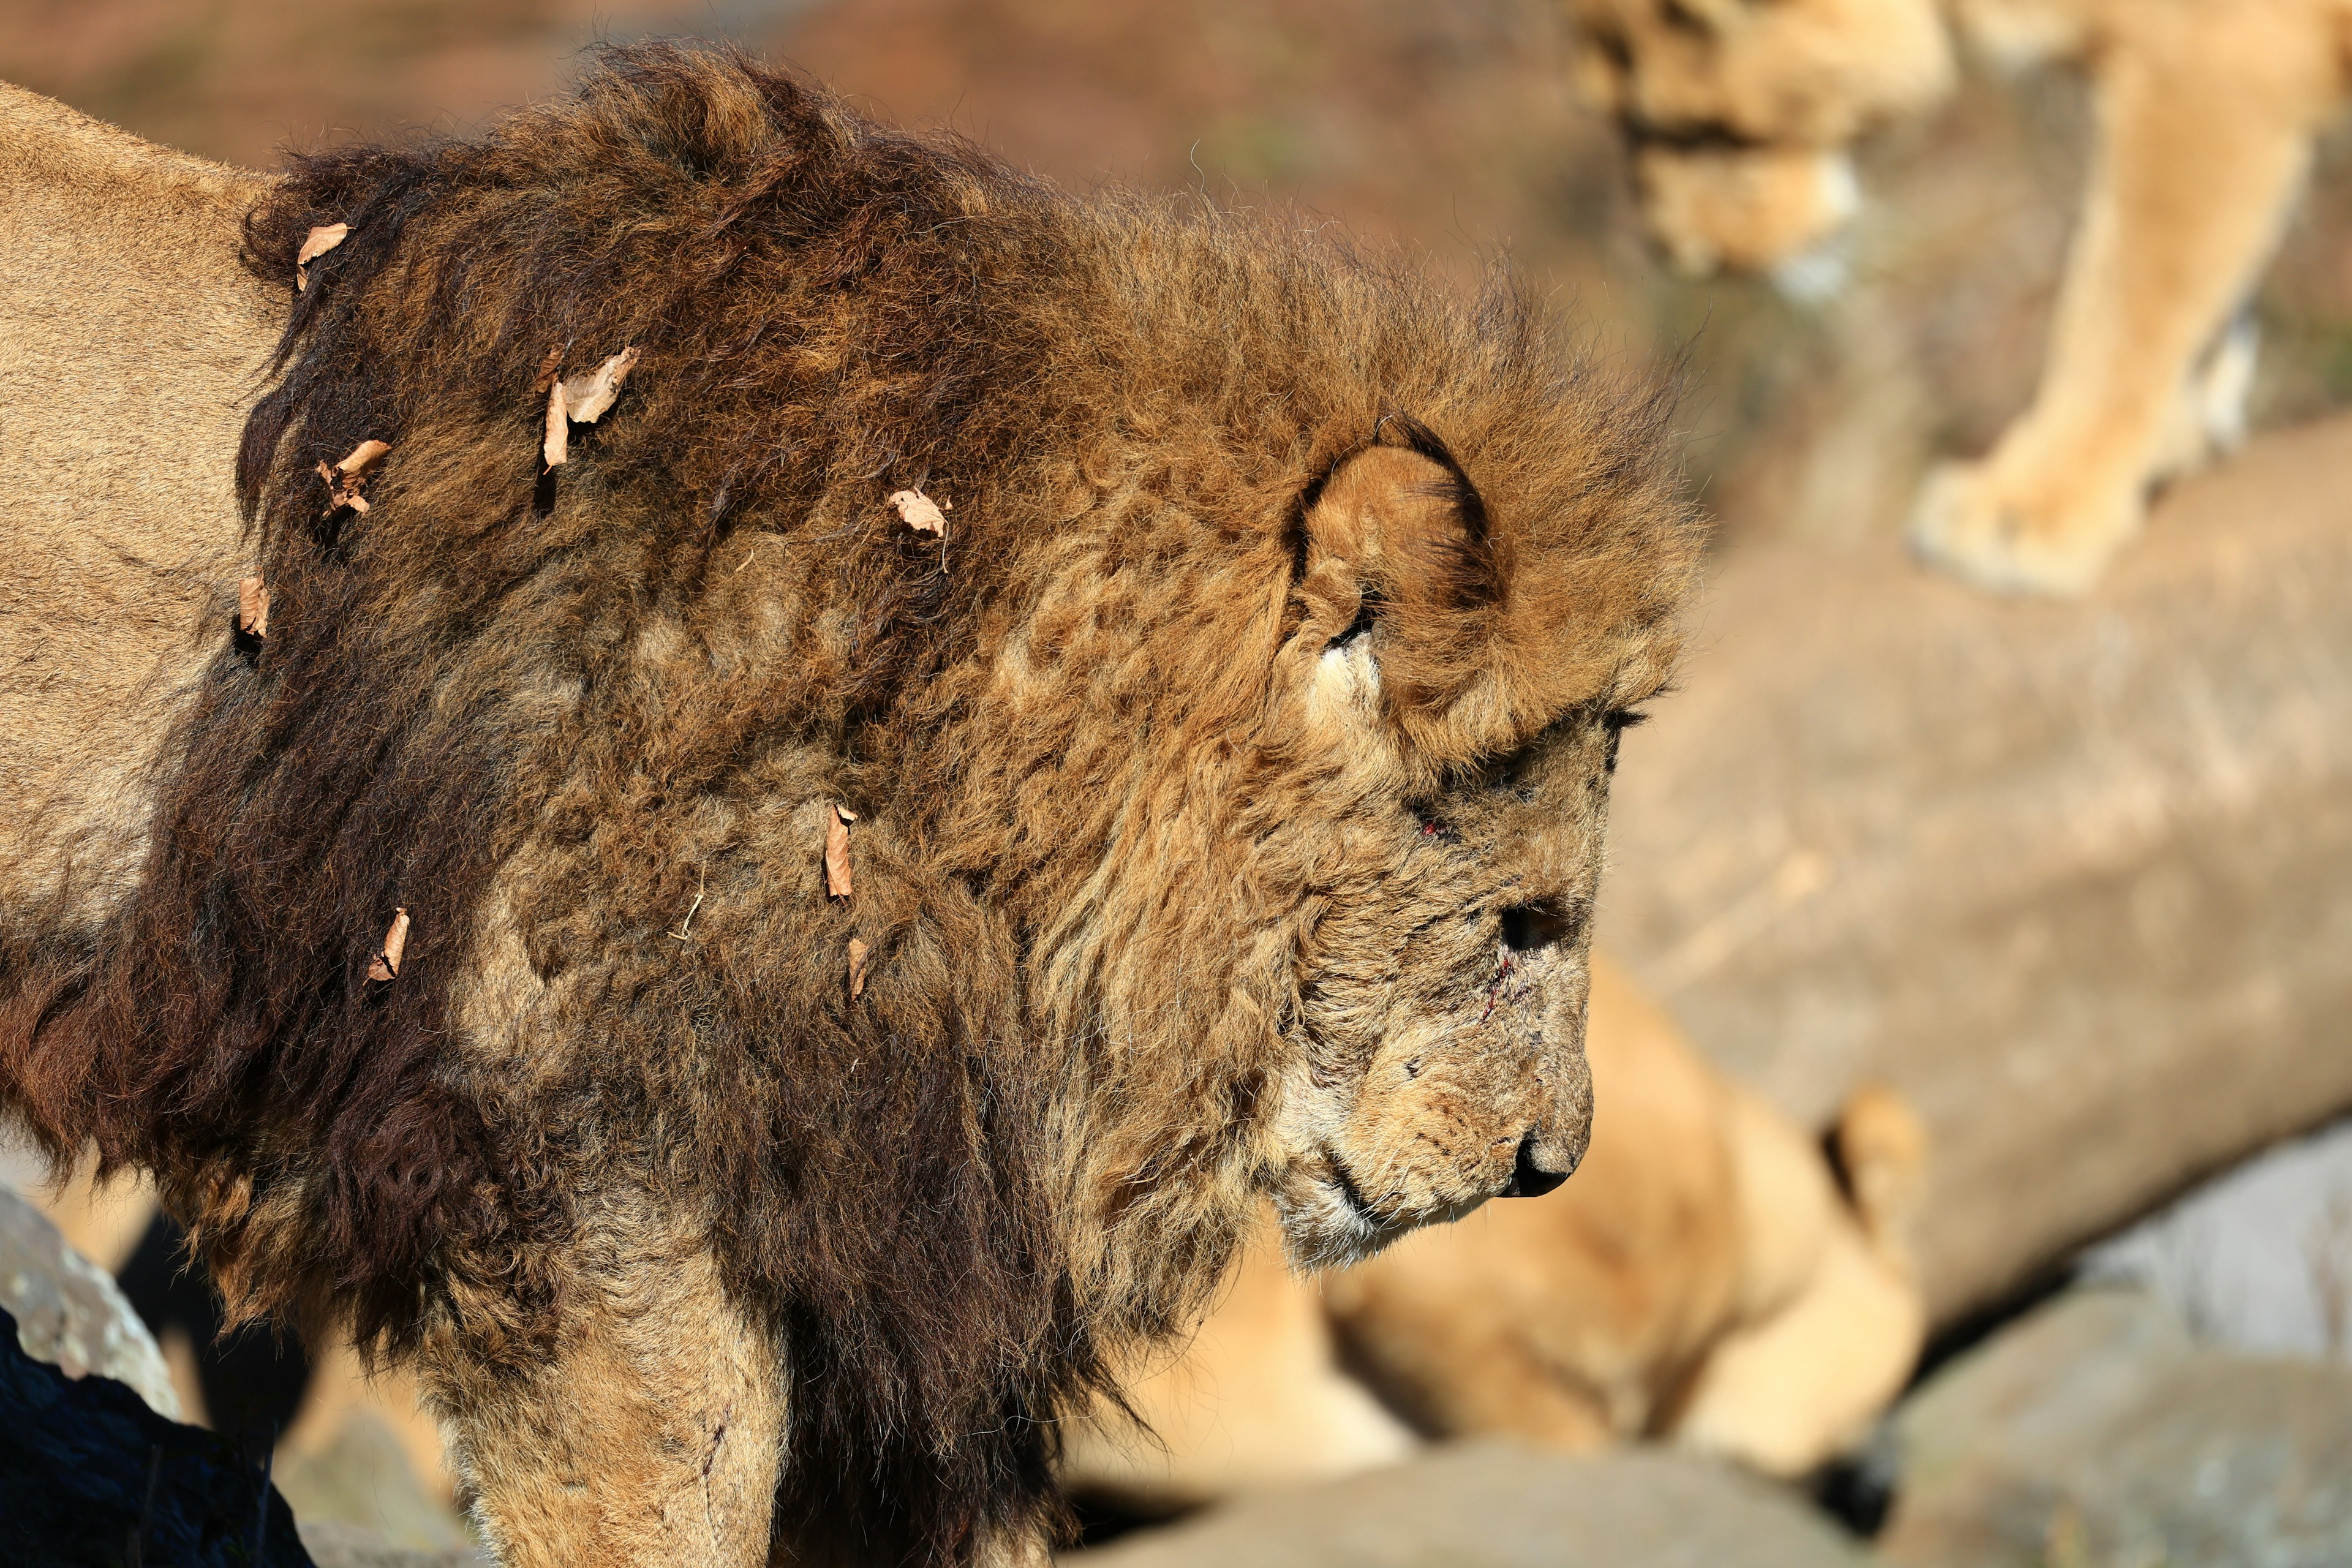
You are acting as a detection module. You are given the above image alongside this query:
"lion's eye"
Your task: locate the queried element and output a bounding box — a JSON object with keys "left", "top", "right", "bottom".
{"left": 1602, "top": 707, "right": 1646, "bottom": 775}
{"left": 1501, "top": 903, "right": 1578, "bottom": 954}
{"left": 1329, "top": 591, "right": 1379, "bottom": 650}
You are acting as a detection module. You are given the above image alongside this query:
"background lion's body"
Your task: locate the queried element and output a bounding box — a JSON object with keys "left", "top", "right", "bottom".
{"left": 1571, "top": 0, "right": 2352, "bottom": 590}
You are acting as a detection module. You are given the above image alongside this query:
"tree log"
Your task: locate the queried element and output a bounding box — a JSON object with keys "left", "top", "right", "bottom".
{"left": 1605, "top": 413, "right": 2352, "bottom": 1322}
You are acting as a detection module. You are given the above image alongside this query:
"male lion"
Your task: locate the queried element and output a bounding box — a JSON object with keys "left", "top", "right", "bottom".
{"left": 1566, "top": 0, "right": 2352, "bottom": 592}
{"left": 0, "top": 45, "right": 1697, "bottom": 1567}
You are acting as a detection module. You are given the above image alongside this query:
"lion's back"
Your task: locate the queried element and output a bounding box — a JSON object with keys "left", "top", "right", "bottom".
{"left": 0, "top": 83, "right": 277, "bottom": 924}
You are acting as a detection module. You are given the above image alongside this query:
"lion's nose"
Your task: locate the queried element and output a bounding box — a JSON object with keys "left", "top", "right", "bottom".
{"left": 1499, "top": 1132, "right": 1574, "bottom": 1198}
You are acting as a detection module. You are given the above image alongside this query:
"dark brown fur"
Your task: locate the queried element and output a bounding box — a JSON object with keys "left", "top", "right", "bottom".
{"left": 0, "top": 43, "right": 1697, "bottom": 1562}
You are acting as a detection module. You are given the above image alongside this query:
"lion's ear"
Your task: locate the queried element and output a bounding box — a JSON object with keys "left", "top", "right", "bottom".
{"left": 1294, "top": 427, "right": 1500, "bottom": 712}
{"left": 1301, "top": 439, "right": 1494, "bottom": 614}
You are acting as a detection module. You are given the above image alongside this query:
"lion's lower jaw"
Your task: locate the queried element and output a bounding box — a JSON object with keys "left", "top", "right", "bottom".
{"left": 1270, "top": 1181, "right": 1491, "bottom": 1272}
{"left": 1905, "top": 459, "right": 2141, "bottom": 597}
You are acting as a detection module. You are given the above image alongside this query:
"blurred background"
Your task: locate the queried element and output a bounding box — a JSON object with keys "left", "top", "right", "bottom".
{"left": 7, "top": 0, "right": 2352, "bottom": 548}
{"left": 4, "top": 4, "right": 2351, "bottom": 1567}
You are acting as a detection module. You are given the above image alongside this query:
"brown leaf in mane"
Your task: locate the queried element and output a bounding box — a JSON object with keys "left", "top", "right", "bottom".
{"left": 826, "top": 805, "right": 854, "bottom": 899}
{"left": 541, "top": 380, "right": 568, "bottom": 469}
{"left": 560, "top": 345, "right": 639, "bottom": 424}
{"left": 317, "top": 439, "right": 390, "bottom": 514}
{"left": 294, "top": 222, "right": 347, "bottom": 289}
{"left": 848, "top": 937, "right": 871, "bottom": 999}
{"left": 366, "top": 908, "right": 410, "bottom": 982}
{"left": 891, "top": 488, "right": 948, "bottom": 536}
{"left": 236, "top": 576, "right": 270, "bottom": 638}
{"left": 541, "top": 347, "right": 638, "bottom": 468}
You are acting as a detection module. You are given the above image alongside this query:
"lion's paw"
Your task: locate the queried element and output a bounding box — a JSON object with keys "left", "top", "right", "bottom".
{"left": 1906, "top": 461, "right": 2140, "bottom": 597}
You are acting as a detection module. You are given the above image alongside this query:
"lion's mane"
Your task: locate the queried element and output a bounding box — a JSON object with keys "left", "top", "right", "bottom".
{"left": 0, "top": 43, "right": 1694, "bottom": 1559}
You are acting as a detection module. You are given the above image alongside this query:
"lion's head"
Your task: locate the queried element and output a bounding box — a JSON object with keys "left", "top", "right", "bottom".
{"left": 1566, "top": 0, "right": 1955, "bottom": 283}
{"left": 1259, "top": 432, "right": 1648, "bottom": 1266}
{"left": 1, "top": 43, "right": 1698, "bottom": 1561}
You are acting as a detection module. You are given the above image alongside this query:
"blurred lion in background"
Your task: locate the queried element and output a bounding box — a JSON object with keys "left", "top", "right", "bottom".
{"left": 1061, "top": 956, "right": 1928, "bottom": 1514}
{"left": 1566, "top": 0, "right": 2352, "bottom": 594}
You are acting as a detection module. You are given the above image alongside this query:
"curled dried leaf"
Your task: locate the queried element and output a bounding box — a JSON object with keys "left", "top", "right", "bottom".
{"left": 533, "top": 342, "right": 566, "bottom": 393}
{"left": 560, "top": 345, "right": 640, "bottom": 426}
{"left": 318, "top": 440, "right": 392, "bottom": 514}
{"left": 824, "top": 807, "right": 853, "bottom": 899}
{"left": 236, "top": 575, "right": 270, "bottom": 638}
{"left": 848, "top": 937, "right": 871, "bottom": 999}
{"left": 889, "top": 489, "right": 948, "bottom": 537}
{"left": 295, "top": 222, "right": 349, "bottom": 290}
{"left": 336, "top": 439, "right": 391, "bottom": 478}
{"left": 366, "top": 908, "right": 410, "bottom": 982}
{"left": 542, "top": 380, "right": 570, "bottom": 469}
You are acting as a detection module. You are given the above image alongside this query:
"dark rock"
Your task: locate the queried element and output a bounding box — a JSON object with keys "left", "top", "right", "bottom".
{"left": 1065, "top": 1441, "right": 1870, "bottom": 1568}
{"left": 1881, "top": 1287, "right": 2352, "bottom": 1568}
{"left": 1604, "top": 413, "right": 2352, "bottom": 1321}
{"left": 0, "top": 1298, "right": 315, "bottom": 1568}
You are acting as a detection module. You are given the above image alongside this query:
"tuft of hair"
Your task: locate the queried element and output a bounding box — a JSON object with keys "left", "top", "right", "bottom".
{"left": 0, "top": 40, "right": 1698, "bottom": 1562}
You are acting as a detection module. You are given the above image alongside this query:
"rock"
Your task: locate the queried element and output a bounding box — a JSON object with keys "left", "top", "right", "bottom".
{"left": 0, "top": 1180, "right": 179, "bottom": 1419}
{"left": 1066, "top": 1441, "right": 1870, "bottom": 1568}
{"left": 0, "top": 1299, "right": 315, "bottom": 1567}
{"left": 1604, "top": 413, "right": 2352, "bottom": 1321}
{"left": 2081, "top": 1114, "right": 2352, "bottom": 1357}
{"left": 1880, "top": 1287, "right": 2352, "bottom": 1568}
{"left": 276, "top": 1408, "right": 473, "bottom": 1555}
{"left": 297, "top": 1520, "right": 486, "bottom": 1568}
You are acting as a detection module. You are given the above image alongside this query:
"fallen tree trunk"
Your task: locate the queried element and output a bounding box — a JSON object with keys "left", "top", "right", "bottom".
{"left": 1604, "top": 413, "right": 2352, "bottom": 1323}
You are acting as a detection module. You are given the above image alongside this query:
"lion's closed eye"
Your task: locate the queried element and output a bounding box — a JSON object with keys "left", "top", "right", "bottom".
{"left": 1329, "top": 590, "right": 1379, "bottom": 650}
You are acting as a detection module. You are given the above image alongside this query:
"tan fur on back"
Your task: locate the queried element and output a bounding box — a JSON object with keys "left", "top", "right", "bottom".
{"left": 0, "top": 85, "right": 277, "bottom": 918}
{"left": 1567, "top": 0, "right": 2352, "bottom": 592}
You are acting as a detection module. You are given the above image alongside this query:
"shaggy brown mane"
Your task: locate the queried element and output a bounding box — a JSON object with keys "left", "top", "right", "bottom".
{"left": 1, "top": 41, "right": 1695, "bottom": 1561}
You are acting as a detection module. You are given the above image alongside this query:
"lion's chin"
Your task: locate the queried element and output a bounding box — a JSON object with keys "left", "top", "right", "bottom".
{"left": 1269, "top": 1177, "right": 1492, "bottom": 1272}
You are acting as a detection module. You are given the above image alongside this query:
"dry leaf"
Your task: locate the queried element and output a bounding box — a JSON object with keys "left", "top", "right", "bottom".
{"left": 318, "top": 439, "right": 392, "bottom": 514}
{"left": 295, "top": 222, "right": 349, "bottom": 290}
{"left": 366, "top": 907, "right": 410, "bottom": 982}
{"left": 848, "top": 937, "right": 871, "bottom": 999}
{"left": 824, "top": 805, "right": 853, "bottom": 899}
{"left": 236, "top": 575, "right": 270, "bottom": 638}
{"left": 533, "top": 342, "right": 566, "bottom": 393}
{"left": 542, "top": 380, "right": 570, "bottom": 469}
{"left": 559, "top": 346, "right": 641, "bottom": 426}
{"left": 336, "top": 439, "right": 391, "bottom": 478}
{"left": 889, "top": 489, "right": 948, "bottom": 537}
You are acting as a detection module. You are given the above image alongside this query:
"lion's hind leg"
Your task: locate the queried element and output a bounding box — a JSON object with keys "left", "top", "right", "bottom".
{"left": 1666, "top": 1087, "right": 1928, "bottom": 1478}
